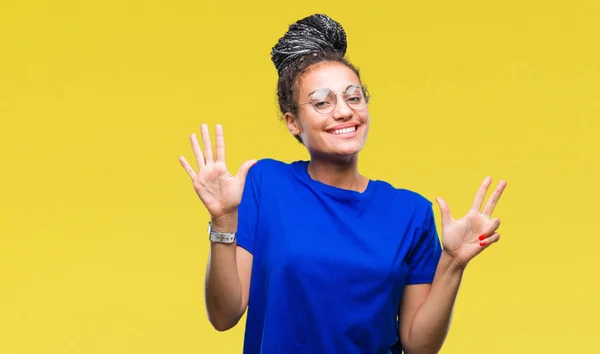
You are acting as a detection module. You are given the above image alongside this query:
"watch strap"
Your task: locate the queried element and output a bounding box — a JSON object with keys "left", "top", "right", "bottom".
{"left": 208, "top": 222, "right": 236, "bottom": 244}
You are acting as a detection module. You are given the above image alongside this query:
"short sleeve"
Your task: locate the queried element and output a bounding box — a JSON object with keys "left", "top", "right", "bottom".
{"left": 236, "top": 163, "right": 262, "bottom": 254}
{"left": 405, "top": 204, "right": 442, "bottom": 285}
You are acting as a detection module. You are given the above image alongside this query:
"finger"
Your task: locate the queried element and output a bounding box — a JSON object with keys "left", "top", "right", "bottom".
{"left": 435, "top": 197, "right": 453, "bottom": 225}
{"left": 471, "top": 176, "right": 492, "bottom": 212}
{"left": 190, "top": 133, "right": 205, "bottom": 170}
{"left": 479, "top": 232, "right": 500, "bottom": 247}
{"left": 215, "top": 124, "right": 226, "bottom": 163}
{"left": 480, "top": 218, "right": 501, "bottom": 237}
{"left": 482, "top": 180, "right": 508, "bottom": 217}
{"left": 236, "top": 159, "right": 258, "bottom": 181}
{"left": 178, "top": 156, "right": 197, "bottom": 180}
{"left": 200, "top": 123, "right": 214, "bottom": 163}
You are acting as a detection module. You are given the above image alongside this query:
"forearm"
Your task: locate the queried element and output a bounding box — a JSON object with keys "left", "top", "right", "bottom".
{"left": 404, "top": 252, "right": 465, "bottom": 354}
{"left": 204, "top": 213, "right": 244, "bottom": 331}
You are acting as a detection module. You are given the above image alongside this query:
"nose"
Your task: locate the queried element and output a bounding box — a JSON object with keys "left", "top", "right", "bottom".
{"left": 332, "top": 96, "right": 353, "bottom": 121}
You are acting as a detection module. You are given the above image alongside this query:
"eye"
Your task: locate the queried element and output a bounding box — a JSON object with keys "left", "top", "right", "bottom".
{"left": 313, "top": 101, "right": 333, "bottom": 109}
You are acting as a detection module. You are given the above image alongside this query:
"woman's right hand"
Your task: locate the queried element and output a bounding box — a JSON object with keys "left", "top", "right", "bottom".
{"left": 179, "top": 123, "right": 256, "bottom": 223}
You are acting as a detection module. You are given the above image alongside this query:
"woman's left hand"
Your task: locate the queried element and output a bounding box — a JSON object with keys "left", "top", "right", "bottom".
{"left": 435, "top": 177, "right": 508, "bottom": 268}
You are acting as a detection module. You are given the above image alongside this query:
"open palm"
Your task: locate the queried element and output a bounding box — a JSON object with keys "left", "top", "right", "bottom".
{"left": 435, "top": 177, "right": 507, "bottom": 268}
{"left": 179, "top": 124, "right": 256, "bottom": 220}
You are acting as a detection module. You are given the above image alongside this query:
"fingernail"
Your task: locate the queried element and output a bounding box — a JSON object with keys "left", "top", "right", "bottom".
{"left": 478, "top": 235, "right": 486, "bottom": 241}
{"left": 479, "top": 241, "right": 487, "bottom": 247}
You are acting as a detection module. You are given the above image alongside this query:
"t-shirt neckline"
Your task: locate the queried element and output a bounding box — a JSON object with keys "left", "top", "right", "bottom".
{"left": 292, "top": 160, "right": 376, "bottom": 199}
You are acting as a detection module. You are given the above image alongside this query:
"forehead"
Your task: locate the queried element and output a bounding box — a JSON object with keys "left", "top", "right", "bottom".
{"left": 297, "top": 62, "right": 360, "bottom": 96}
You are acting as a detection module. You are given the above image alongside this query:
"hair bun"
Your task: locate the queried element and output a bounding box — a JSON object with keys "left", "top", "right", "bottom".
{"left": 271, "top": 14, "right": 347, "bottom": 76}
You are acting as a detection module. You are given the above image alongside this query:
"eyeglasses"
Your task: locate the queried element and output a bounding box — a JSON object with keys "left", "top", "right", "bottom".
{"left": 298, "top": 84, "right": 370, "bottom": 114}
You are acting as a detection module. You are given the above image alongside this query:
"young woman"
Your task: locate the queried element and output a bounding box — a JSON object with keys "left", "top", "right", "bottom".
{"left": 179, "top": 13, "right": 507, "bottom": 354}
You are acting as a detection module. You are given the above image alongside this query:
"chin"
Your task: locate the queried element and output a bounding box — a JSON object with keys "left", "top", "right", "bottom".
{"left": 328, "top": 143, "right": 365, "bottom": 160}
{"left": 338, "top": 145, "right": 363, "bottom": 155}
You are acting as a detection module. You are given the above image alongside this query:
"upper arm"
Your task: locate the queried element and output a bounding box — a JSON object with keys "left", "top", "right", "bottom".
{"left": 235, "top": 162, "right": 262, "bottom": 316}
{"left": 398, "top": 283, "right": 432, "bottom": 347}
{"left": 236, "top": 245, "right": 253, "bottom": 314}
{"left": 398, "top": 201, "right": 442, "bottom": 346}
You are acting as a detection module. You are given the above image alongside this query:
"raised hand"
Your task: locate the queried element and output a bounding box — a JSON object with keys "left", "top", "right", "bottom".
{"left": 179, "top": 124, "right": 256, "bottom": 221}
{"left": 435, "top": 177, "right": 508, "bottom": 268}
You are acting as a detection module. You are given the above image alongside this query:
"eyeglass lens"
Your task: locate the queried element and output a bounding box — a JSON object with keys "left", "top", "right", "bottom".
{"left": 310, "top": 85, "right": 368, "bottom": 114}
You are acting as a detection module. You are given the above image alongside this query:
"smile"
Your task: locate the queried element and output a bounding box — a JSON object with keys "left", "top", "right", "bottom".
{"left": 328, "top": 126, "right": 357, "bottom": 135}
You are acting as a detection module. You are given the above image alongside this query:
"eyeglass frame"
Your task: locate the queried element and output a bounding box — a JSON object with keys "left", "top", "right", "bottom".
{"left": 296, "top": 84, "right": 371, "bottom": 114}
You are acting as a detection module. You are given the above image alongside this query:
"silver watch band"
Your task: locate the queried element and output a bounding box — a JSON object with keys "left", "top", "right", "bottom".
{"left": 208, "top": 222, "right": 236, "bottom": 244}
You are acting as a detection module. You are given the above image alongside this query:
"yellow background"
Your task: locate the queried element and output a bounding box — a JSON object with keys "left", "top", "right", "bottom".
{"left": 1, "top": 0, "right": 598, "bottom": 353}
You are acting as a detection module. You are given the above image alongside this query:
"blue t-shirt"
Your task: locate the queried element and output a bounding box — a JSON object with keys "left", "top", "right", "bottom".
{"left": 236, "top": 159, "right": 442, "bottom": 354}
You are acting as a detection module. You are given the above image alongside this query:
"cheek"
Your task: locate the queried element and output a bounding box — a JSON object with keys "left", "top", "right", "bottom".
{"left": 360, "top": 115, "right": 370, "bottom": 139}
{"left": 298, "top": 113, "right": 326, "bottom": 133}
{"left": 361, "top": 111, "right": 370, "bottom": 123}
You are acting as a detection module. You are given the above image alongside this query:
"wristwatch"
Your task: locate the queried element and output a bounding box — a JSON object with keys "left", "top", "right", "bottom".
{"left": 208, "top": 222, "right": 236, "bottom": 244}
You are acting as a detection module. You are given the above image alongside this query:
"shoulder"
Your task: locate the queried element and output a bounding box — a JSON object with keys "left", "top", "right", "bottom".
{"left": 396, "top": 188, "right": 433, "bottom": 211}
{"left": 242, "top": 158, "right": 305, "bottom": 203}
{"left": 247, "top": 158, "right": 297, "bottom": 176}
{"left": 246, "top": 158, "right": 305, "bottom": 183}
{"left": 250, "top": 158, "right": 292, "bottom": 171}
{"left": 372, "top": 179, "right": 433, "bottom": 211}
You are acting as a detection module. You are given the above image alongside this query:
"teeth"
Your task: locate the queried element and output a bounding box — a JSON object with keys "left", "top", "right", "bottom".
{"left": 332, "top": 126, "right": 356, "bottom": 135}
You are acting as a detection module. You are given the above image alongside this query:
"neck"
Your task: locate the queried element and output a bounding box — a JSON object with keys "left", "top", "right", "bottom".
{"left": 307, "top": 154, "right": 367, "bottom": 192}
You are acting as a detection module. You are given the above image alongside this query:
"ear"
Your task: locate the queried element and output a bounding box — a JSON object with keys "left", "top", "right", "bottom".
{"left": 284, "top": 112, "right": 301, "bottom": 136}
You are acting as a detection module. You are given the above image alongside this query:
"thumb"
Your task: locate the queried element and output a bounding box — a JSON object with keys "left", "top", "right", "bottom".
{"left": 236, "top": 159, "right": 257, "bottom": 181}
{"left": 435, "top": 197, "right": 453, "bottom": 225}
